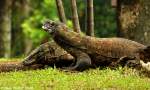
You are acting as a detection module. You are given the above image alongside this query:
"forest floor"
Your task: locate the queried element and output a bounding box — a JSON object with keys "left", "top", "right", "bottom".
{"left": 0, "top": 59, "right": 150, "bottom": 90}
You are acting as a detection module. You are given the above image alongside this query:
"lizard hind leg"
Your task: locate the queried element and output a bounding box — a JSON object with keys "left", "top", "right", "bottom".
{"left": 62, "top": 52, "right": 92, "bottom": 71}
{"left": 22, "top": 48, "right": 40, "bottom": 66}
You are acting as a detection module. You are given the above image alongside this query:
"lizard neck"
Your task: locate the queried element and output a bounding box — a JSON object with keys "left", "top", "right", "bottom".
{"left": 52, "top": 27, "right": 84, "bottom": 48}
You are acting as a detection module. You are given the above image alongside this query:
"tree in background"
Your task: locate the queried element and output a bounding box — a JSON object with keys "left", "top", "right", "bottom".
{"left": 55, "top": 0, "right": 67, "bottom": 23}
{"left": 63, "top": 0, "right": 116, "bottom": 37}
{"left": 0, "top": 0, "right": 13, "bottom": 58}
{"left": 117, "top": 0, "right": 150, "bottom": 45}
{"left": 11, "top": 0, "right": 30, "bottom": 56}
{"left": 70, "top": 0, "right": 81, "bottom": 33}
{"left": 86, "top": 0, "right": 94, "bottom": 36}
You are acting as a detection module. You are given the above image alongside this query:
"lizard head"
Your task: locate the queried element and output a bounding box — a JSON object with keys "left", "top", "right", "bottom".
{"left": 42, "top": 20, "right": 62, "bottom": 33}
{"left": 42, "top": 20, "right": 68, "bottom": 34}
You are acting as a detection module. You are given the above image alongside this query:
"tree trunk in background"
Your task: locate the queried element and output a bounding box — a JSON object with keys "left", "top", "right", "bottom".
{"left": 0, "top": 0, "right": 13, "bottom": 58}
{"left": 117, "top": 0, "right": 150, "bottom": 45}
{"left": 11, "top": 0, "right": 30, "bottom": 57}
{"left": 86, "top": 0, "right": 94, "bottom": 36}
{"left": 70, "top": 0, "right": 81, "bottom": 33}
{"left": 56, "top": 0, "right": 67, "bottom": 24}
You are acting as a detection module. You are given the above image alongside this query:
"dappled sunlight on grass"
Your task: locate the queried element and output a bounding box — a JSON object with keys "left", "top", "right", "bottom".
{"left": 0, "top": 58, "right": 22, "bottom": 62}
{"left": 0, "top": 67, "right": 149, "bottom": 90}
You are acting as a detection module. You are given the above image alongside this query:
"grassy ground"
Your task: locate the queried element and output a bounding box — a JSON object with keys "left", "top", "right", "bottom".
{"left": 0, "top": 59, "right": 150, "bottom": 90}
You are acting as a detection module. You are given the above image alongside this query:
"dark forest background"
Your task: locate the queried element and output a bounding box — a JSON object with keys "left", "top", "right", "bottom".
{"left": 0, "top": 0, "right": 150, "bottom": 58}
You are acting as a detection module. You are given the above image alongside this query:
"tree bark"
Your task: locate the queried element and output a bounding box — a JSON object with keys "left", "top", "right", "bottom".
{"left": 0, "top": 61, "right": 43, "bottom": 72}
{"left": 55, "top": 0, "right": 67, "bottom": 23}
{"left": 0, "top": 0, "right": 13, "bottom": 58}
{"left": 11, "top": 0, "right": 30, "bottom": 56}
{"left": 70, "top": 0, "right": 81, "bottom": 33}
{"left": 86, "top": 0, "right": 94, "bottom": 36}
{"left": 117, "top": 0, "right": 150, "bottom": 45}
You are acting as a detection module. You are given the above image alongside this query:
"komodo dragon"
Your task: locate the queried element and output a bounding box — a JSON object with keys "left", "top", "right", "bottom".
{"left": 40, "top": 20, "right": 150, "bottom": 71}
{"left": 22, "top": 41, "right": 74, "bottom": 67}
{"left": 0, "top": 41, "right": 74, "bottom": 72}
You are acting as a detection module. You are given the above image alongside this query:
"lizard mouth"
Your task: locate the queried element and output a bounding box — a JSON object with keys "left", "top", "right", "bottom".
{"left": 42, "top": 25, "right": 52, "bottom": 33}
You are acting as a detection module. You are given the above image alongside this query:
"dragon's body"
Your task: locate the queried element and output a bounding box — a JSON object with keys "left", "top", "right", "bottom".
{"left": 0, "top": 41, "right": 74, "bottom": 72}
{"left": 41, "top": 20, "right": 150, "bottom": 71}
{"left": 23, "top": 41, "right": 74, "bottom": 67}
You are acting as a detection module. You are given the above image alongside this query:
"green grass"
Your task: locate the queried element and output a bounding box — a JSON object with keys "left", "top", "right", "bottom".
{"left": 0, "top": 59, "right": 150, "bottom": 90}
{"left": 0, "top": 58, "right": 22, "bottom": 62}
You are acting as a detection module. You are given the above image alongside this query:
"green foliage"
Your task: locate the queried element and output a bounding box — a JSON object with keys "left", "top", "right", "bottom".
{"left": 21, "top": 0, "right": 75, "bottom": 46}
{"left": 22, "top": 0, "right": 58, "bottom": 46}
{"left": 94, "top": 0, "right": 117, "bottom": 37}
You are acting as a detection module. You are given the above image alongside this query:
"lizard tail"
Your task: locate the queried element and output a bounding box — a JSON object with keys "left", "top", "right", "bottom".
{"left": 0, "top": 61, "right": 44, "bottom": 72}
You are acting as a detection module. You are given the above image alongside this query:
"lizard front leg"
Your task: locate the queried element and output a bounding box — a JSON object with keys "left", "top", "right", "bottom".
{"left": 62, "top": 48, "right": 92, "bottom": 71}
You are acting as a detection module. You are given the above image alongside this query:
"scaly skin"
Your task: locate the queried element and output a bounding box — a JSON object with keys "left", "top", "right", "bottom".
{"left": 42, "top": 20, "right": 150, "bottom": 71}
{"left": 0, "top": 41, "right": 74, "bottom": 72}
{"left": 22, "top": 41, "right": 74, "bottom": 68}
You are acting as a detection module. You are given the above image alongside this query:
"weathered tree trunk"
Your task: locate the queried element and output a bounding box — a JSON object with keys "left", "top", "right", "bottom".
{"left": 12, "top": 0, "right": 30, "bottom": 56}
{"left": 0, "top": 61, "right": 43, "bottom": 72}
{"left": 86, "top": 0, "right": 94, "bottom": 36}
{"left": 70, "top": 0, "right": 81, "bottom": 33}
{"left": 117, "top": 0, "right": 150, "bottom": 45}
{"left": 55, "top": 0, "right": 67, "bottom": 23}
{"left": 0, "top": 0, "right": 13, "bottom": 58}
